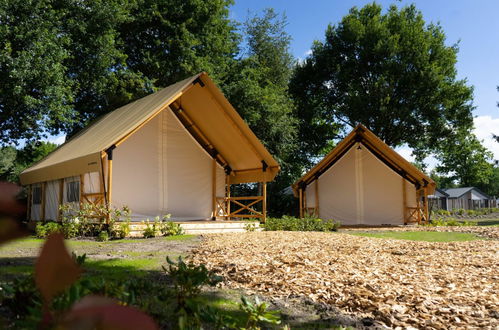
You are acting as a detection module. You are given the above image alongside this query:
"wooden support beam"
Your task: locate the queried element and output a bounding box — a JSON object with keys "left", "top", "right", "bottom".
{"left": 107, "top": 155, "right": 113, "bottom": 224}
{"left": 41, "top": 182, "right": 46, "bottom": 221}
{"left": 303, "top": 189, "right": 307, "bottom": 217}
{"left": 262, "top": 182, "right": 267, "bottom": 223}
{"left": 27, "top": 185, "right": 32, "bottom": 222}
{"left": 212, "top": 157, "right": 217, "bottom": 220}
{"left": 226, "top": 175, "right": 231, "bottom": 220}
{"left": 402, "top": 178, "right": 407, "bottom": 224}
{"left": 299, "top": 188, "right": 303, "bottom": 218}
{"left": 58, "top": 179, "right": 64, "bottom": 221}
{"left": 79, "top": 174, "right": 84, "bottom": 208}
{"left": 423, "top": 186, "right": 429, "bottom": 224}
{"left": 315, "top": 179, "right": 319, "bottom": 217}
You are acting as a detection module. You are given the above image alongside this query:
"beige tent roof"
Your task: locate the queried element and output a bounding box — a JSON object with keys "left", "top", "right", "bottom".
{"left": 292, "top": 124, "right": 435, "bottom": 195}
{"left": 20, "top": 73, "right": 280, "bottom": 185}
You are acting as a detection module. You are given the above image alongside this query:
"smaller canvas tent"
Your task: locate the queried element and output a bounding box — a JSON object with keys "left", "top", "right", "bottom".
{"left": 292, "top": 125, "right": 435, "bottom": 226}
{"left": 20, "top": 73, "right": 279, "bottom": 222}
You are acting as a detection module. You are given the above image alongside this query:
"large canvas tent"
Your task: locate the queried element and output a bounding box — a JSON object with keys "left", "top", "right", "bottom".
{"left": 20, "top": 73, "right": 279, "bottom": 222}
{"left": 292, "top": 125, "right": 435, "bottom": 226}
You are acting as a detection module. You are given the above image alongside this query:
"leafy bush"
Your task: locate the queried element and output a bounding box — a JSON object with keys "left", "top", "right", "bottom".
{"left": 35, "top": 222, "right": 61, "bottom": 238}
{"left": 160, "top": 221, "right": 184, "bottom": 236}
{"left": 426, "top": 217, "right": 477, "bottom": 227}
{"left": 244, "top": 223, "right": 258, "bottom": 232}
{"left": 434, "top": 209, "right": 451, "bottom": 216}
{"left": 240, "top": 296, "right": 281, "bottom": 329}
{"left": 59, "top": 203, "right": 132, "bottom": 239}
{"left": 142, "top": 219, "right": 159, "bottom": 238}
{"left": 264, "top": 215, "right": 340, "bottom": 232}
{"left": 97, "top": 231, "right": 109, "bottom": 242}
{"left": 112, "top": 220, "right": 130, "bottom": 239}
{"left": 466, "top": 209, "right": 476, "bottom": 216}
{"left": 163, "top": 256, "right": 223, "bottom": 328}
{"left": 157, "top": 215, "right": 183, "bottom": 236}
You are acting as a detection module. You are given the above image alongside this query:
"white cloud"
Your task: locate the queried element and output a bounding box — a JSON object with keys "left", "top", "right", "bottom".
{"left": 395, "top": 145, "right": 415, "bottom": 163}
{"left": 44, "top": 134, "right": 66, "bottom": 145}
{"left": 395, "top": 145, "right": 438, "bottom": 171}
{"left": 304, "top": 49, "right": 312, "bottom": 56}
{"left": 473, "top": 115, "right": 499, "bottom": 161}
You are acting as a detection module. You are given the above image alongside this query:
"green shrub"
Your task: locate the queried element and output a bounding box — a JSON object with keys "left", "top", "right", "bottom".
{"left": 466, "top": 209, "right": 476, "bottom": 216}
{"left": 244, "top": 223, "right": 258, "bottom": 232}
{"left": 434, "top": 209, "right": 451, "bottom": 216}
{"left": 59, "top": 203, "right": 132, "bottom": 239}
{"left": 426, "top": 217, "right": 477, "bottom": 227}
{"left": 35, "top": 222, "right": 61, "bottom": 238}
{"left": 97, "top": 231, "right": 109, "bottom": 242}
{"left": 240, "top": 296, "right": 281, "bottom": 329}
{"left": 163, "top": 256, "right": 223, "bottom": 328}
{"left": 160, "top": 221, "right": 184, "bottom": 236}
{"left": 264, "top": 215, "right": 340, "bottom": 232}
{"left": 142, "top": 219, "right": 158, "bottom": 238}
{"left": 112, "top": 220, "right": 130, "bottom": 239}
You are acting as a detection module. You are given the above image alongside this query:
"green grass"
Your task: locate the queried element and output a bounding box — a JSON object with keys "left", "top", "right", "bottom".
{"left": 349, "top": 231, "right": 481, "bottom": 242}
{"left": 163, "top": 234, "right": 194, "bottom": 241}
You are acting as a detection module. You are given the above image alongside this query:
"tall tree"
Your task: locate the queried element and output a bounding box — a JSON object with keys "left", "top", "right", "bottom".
{"left": 0, "top": 142, "right": 58, "bottom": 182}
{"left": 435, "top": 132, "right": 494, "bottom": 187}
{"left": 0, "top": 0, "right": 239, "bottom": 143}
{"left": 222, "top": 9, "right": 299, "bottom": 215}
{"left": 290, "top": 3, "right": 475, "bottom": 162}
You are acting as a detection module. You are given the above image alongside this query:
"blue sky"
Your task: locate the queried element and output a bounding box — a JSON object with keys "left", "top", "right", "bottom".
{"left": 230, "top": 0, "right": 499, "bottom": 162}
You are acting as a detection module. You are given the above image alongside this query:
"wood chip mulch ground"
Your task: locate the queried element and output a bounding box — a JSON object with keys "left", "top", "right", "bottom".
{"left": 344, "top": 225, "right": 499, "bottom": 239}
{"left": 191, "top": 231, "right": 498, "bottom": 329}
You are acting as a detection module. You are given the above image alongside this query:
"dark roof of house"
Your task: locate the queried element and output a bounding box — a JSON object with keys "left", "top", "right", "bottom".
{"left": 444, "top": 187, "right": 491, "bottom": 199}
{"left": 435, "top": 188, "right": 450, "bottom": 197}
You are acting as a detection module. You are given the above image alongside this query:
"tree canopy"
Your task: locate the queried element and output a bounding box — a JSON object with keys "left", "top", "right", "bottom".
{"left": 0, "top": 0, "right": 239, "bottom": 143}
{"left": 290, "top": 3, "right": 475, "bottom": 163}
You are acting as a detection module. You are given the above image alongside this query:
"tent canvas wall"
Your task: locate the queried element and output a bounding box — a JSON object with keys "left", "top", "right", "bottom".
{"left": 292, "top": 125, "right": 435, "bottom": 226}
{"left": 21, "top": 73, "right": 279, "bottom": 222}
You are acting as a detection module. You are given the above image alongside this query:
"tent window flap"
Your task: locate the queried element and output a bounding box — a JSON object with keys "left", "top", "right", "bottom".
{"left": 66, "top": 181, "right": 80, "bottom": 203}
{"left": 32, "top": 186, "right": 42, "bottom": 205}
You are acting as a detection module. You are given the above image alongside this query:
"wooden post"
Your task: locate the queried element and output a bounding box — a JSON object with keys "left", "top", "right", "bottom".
{"left": 262, "top": 182, "right": 267, "bottom": 223}
{"left": 303, "top": 189, "right": 307, "bottom": 217}
{"left": 58, "top": 179, "right": 64, "bottom": 221}
{"left": 27, "top": 185, "right": 32, "bottom": 222}
{"left": 299, "top": 188, "right": 303, "bottom": 218}
{"left": 212, "top": 158, "right": 217, "bottom": 220}
{"left": 79, "top": 174, "right": 84, "bottom": 208}
{"left": 416, "top": 190, "right": 422, "bottom": 224}
{"left": 423, "top": 186, "right": 429, "bottom": 224}
{"left": 315, "top": 179, "right": 319, "bottom": 217}
{"left": 402, "top": 178, "right": 407, "bottom": 224}
{"left": 41, "top": 182, "right": 46, "bottom": 221}
{"left": 225, "top": 175, "right": 231, "bottom": 220}
{"left": 107, "top": 157, "right": 113, "bottom": 208}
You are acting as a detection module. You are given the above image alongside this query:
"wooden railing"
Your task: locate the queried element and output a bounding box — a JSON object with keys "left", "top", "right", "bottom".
{"left": 405, "top": 207, "right": 425, "bottom": 224}
{"left": 216, "top": 196, "right": 265, "bottom": 221}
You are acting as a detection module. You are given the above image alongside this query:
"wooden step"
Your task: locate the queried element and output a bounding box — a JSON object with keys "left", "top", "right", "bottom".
{"left": 126, "top": 221, "right": 260, "bottom": 237}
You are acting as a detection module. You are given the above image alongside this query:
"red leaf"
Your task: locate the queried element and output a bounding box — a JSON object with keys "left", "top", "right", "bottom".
{"left": 0, "top": 181, "right": 25, "bottom": 218}
{"left": 35, "top": 233, "right": 81, "bottom": 303}
{"left": 62, "top": 295, "right": 158, "bottom": 330}
{"left": 0, "top": 217, "right": 28, "bottom": 246}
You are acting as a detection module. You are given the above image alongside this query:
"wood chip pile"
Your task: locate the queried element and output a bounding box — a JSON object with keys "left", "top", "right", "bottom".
{"left": 345, "top": 225, "right": 499, "bottom": 239}
{"left": 191, "top": 232, "right": 498, "bottom": 329}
